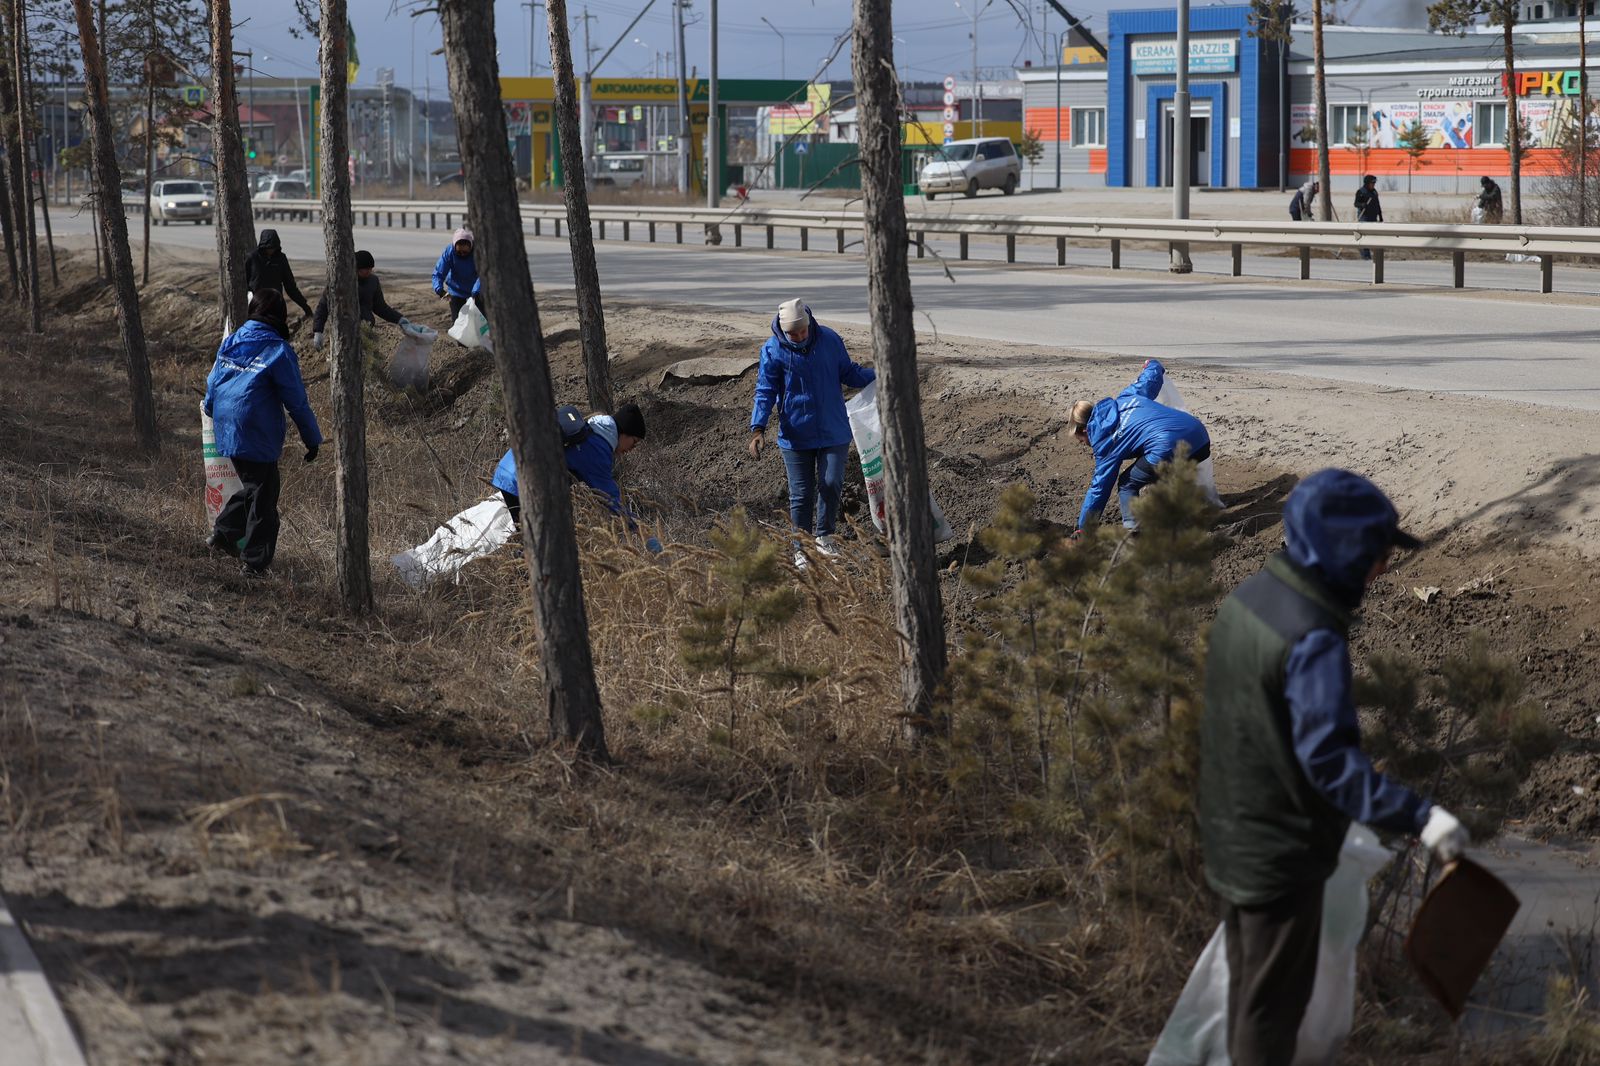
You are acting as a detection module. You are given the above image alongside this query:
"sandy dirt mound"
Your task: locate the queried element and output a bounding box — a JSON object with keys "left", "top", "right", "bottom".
{"left": 4, "top": 247, "right": 1600, "bottom": 1063}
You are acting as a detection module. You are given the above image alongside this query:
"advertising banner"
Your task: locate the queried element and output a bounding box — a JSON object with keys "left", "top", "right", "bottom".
{"left": 1421, "top": 100, "right": 1473, "bottom": 148}
{"left": 1130, "top": 37, "right": 1238, "bottom": 75}
{"left": 1369, "top": 102, "right": 1419, "bottom": 148}
{"left": 768, "top": 84, "right": 831, "bottom": 136}
{"left": 1291, "top": 103, "right": 1318, "bottom": 146}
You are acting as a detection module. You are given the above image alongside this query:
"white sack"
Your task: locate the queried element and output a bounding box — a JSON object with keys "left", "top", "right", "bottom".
{"left": 844, "top": 381, "right": 954, "bottom": 543}
{"left": 1146, "top": 824, "right": 1394, "bottom": 1066}
{"left": 201, "top": 406, "right": 244, "bottom": 528}
{"left": 391, "top": 497, "right": 514, "bottom": 589}
{"left": 447, "top": 297, "right": 493, "bottom": 352}
{"left": 1155, "top": 377, "right": 1225, "bottom": 509}
{"left": 389, "top": 322, "right": 438, "bottom": 390}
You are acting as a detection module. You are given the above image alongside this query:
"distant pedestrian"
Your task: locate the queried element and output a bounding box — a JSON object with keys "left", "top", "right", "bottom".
{"left": 243, "top": 229, "right": 314, "bottom": 323}
{"left": 1354, "top": 174, "right": 1382, "bottom": 261}
{"left": 1476, "top": 176, "right": 1504, "bottom": 225}
{"left": 1289, "top": 179, "right": 1319, "bottom": 222}
{"left": 1068, "top": 359, "right": 1209, "bottom": 535}
{"left": 748, "top": 298, "right": 876, "bottom": 567}
{"left": 203, "top": 289, "right": 322, "bottom": 577}
{"left": 312, "top": 250, "right": 415, "bottom": 349}
{"left": 432, "top": 227, "right": 484, "bottom": 322}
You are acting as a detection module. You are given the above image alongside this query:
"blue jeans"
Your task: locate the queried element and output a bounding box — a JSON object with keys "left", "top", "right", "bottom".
{"left": 780, "top": 444, "right": 849, "bottom": 536}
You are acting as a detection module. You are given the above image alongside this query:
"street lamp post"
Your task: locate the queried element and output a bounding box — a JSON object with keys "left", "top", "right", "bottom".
{"left": 954, "top": 0, "right": 993, "bottom": 138}
{"left": 1171, "top": 0, "right": 1193, "bottom": 273}
{"left": 759, "top": 16, "right": 785, "bottom": 80}
{"left": 1051, "top": 30, "right": 1063, "bottom": 190}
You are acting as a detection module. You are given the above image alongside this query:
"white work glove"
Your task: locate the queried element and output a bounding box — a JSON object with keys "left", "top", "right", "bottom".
{"left": 312, "top": 332, "right": 324, "bottom": 350}
{"left": 1420, "top": 806, "right": 1469, "bottom": 864}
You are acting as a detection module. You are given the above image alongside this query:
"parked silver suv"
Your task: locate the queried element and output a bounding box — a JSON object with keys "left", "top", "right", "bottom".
{"left": 919, "top": 138, "right": 1022, "bottom": 200}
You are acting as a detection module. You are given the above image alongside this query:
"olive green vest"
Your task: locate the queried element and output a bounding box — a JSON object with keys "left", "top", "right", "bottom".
{"left": 1200, "top": 553, "right": 1353, "bottom": 907}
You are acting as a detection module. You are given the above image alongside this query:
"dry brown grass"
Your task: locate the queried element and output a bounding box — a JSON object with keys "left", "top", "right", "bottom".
{"left": 0, "top": 246, "right": 1581, "bottom": 1064}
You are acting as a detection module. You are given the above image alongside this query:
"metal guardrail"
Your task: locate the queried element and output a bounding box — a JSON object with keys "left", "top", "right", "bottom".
{"left": 247, "top": 197, "right": 1598, "bottom": 294}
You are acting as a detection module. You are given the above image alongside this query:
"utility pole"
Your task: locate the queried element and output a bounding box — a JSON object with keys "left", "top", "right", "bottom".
{"left": 578, "top": 6, "right": 596, "bottom": 189}
{"left": 1054, "top": 30, "right": 1062, "bottom": 189}
{"left": 675, "top": 0, "right": 689, "bottom": 194}
{"left": 1170, "top": 0, "right": 1192, "bottom": 272}
{"left": 706, "top": 0, "right": 717, "bottom": 206}
{"left": 971, "top": 5, "right": 980, "bottom": 136}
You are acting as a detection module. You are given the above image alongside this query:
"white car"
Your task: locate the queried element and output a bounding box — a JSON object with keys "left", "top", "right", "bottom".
{"left": 595, "top": 155, "right": 646, "bottom": 188}
{"left": 919, "top": 138, "right": 1022, "bottom": 200}
{"left": 254, "top": 178, "right": 312, "bottom": 220}
{"left": 151, "top": 180, "right": 213, "bottom": 224}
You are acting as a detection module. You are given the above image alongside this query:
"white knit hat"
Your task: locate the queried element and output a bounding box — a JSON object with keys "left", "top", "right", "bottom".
{"left": 778, "top": 298, "right": 808, "bottom": 329}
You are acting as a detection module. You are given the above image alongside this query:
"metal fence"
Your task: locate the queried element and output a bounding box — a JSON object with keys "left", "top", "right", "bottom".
{"left": 240, "top": 197, "right": 1600, "bottom": 294}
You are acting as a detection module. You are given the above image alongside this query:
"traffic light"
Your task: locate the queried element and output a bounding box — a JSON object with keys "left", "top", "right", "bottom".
{"left": 246, "top": 137, "right": 257, "bottom": 160}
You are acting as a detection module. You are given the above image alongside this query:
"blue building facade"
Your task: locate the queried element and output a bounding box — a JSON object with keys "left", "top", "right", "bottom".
{"left": 1106, "top": 6, "right": 1283, "bottom": 189}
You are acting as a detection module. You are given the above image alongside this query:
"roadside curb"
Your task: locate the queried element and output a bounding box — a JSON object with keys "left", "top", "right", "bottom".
{"left": 0, "top": 890, "right": 88, "bottom": 1066}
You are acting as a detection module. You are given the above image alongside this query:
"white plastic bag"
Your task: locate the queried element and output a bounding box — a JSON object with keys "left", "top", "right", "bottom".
{"left": 447, "top": 297, "right": 493, "bottom": 352}
{"left": 1155, "top": 377, "right": 1225, "bottom": 509}
{"left": 391, "top": 497, "right": 514, "bottom": 589}
{"left": 201, "top": 406, "right": 244, "bottom": 527}
{"left": 388, "top": 322, "right": 438, "bottom": 390}
{"left": 1146, "top": 824, "right": 1394, "bottom": 1066}
{"left": 844, "top": 380, "right": 954, "bottom": 543}
{"left": 1471, "top": 206, "right": 1485, "bottom": 225}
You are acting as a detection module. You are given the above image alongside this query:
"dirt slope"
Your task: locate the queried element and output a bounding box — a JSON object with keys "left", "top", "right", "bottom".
{"left": 3, "top": 246, "right": 1599, "bottom": 1063}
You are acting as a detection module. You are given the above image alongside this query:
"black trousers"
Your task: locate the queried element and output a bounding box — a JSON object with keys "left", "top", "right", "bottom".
{"left": 501, "top": 489, "right": 521, "bottom": 529}
{"left": 448, "top": 291, "right": 486, "bottom": 322}
{"left": 1224, "top": 880, "right": 1324, "bottom": 1066}
{"left": 214, "top": 458, "right": 282, "bottom": 571}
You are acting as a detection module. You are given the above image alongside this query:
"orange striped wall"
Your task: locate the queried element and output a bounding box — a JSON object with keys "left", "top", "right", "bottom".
{"left": 1025, "top": 107, "right": 1070, "bottom": 142}
{"left": 1289, "top": 147, "right": 1567, "bottom": 178}
{"left": 1089, "top": 149, "right": 1107, "bottom": 174}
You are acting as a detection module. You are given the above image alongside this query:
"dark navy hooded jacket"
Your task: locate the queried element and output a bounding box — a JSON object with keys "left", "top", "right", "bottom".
{"left": 749, "top": 309, "right": 875, "bottom": 451}
{"left": 1077, "top": 360, "right": 1210, "bottom": 529}
{"left": 492, "top": 414, "right": 632, "bottom": 522}
{"left": 203, "top": 319, "right": 323, "bottom": 462}
{"left": 1279, "top": 469, "right": 1430, "bottom": 835}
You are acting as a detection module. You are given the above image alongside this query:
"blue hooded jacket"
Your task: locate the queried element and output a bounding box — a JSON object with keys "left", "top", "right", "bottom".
{"left": 1077, "top": 360, "right": 1210, "bottom": 529}
{"left": 203, "top": 319, "right": 323, "bottom": 463}
{"left": 1279, "top": 469, "right": 1430, "bottom": 836}
{"left": 431, "top": 244, "right": 482, "bottom": 299}
{"left": 493, "top": 415, "right": 632, "bottom": 523}
{"left": 749, "top": 310, "right": 875, "bottom": 451}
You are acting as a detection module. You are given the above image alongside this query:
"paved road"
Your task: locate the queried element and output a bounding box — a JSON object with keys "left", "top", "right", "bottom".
{"left": 51, "top": 211, "right": 1600, "bottom": 412}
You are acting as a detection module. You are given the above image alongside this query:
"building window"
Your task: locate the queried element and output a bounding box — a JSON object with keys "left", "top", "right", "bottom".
{"left": 1070, "top": 107, "right": 1105, "bottom": 147}
{"left": 1476, "top": 101, "right": 1508, "bottom": 146}
{"left": 1329, "top": 104, "right": 1368, "bottom": 145}
{"left": 1533, "top": 2, "right": 1545, "bottom": 16}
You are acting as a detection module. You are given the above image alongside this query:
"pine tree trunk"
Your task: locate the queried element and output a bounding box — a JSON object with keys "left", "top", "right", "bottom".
{"left": 141, "top": 7, "right": 154, "bottom": 285}
{"left": 319, "top": 0, "right": 373, "bottom": 616}
{"left": 440, "top": 0, "right": 608, "bottom": 759}
{"left": 1505, "top": 19, "right": 1522, "bottom": 225}
{"left": 69, "top": 0, "right": 159, "bottom": 453}
{"left": 209, "top": 0, "right": 254, "bottom": 333}
{"left": 9, "top": 0, "right": 37, "bottom": 326}
{"left": 852, "top": 0, "right": 948, "bottom": 736}
{"left": 0, "top": 155, "right": 16, "bottom": 292}
{"left": 0, "top": 9, "right": 30, "bottom": 298}
{"left": 1311, "top": 0, "right": 1331, "bottom": 221}
{"left": 25, "top": 36, "right": 58, "bottom": 288}
{"left": 1580, "top": 0, "right": 1588, "bottom": 226}
{"left": 545, "top": 0, "right": 613, "bottom": 414}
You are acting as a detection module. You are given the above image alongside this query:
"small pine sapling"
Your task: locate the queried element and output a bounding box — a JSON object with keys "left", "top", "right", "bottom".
{"left": 678, "top": 508, "right": 812, "bottom": 745}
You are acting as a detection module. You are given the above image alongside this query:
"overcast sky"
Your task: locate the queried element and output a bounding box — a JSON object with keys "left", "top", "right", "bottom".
{"left": 232, "top": 1, "right": 1431, "bottom": 92}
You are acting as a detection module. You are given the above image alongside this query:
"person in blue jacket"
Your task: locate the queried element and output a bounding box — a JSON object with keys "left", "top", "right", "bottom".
{"left": 432, "top": 227, "right": 484, "bottom": 322}
{"left": 492, "top": 403, "right": 660, "bottom": 552}
{"left": 1068, "top": 359, "right": 1211, "bottom": 535}
{"left": 747, "top": 298, "right": 875, "bottom": 560}
{"left": 1198, "top": 469, "right": 1466, "bottom": 1066}
{"left": 203, "top": 288, "right": 323, "bottom": 577}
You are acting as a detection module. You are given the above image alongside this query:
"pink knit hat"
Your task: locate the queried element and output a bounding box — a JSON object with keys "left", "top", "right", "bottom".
{"left": 452, "top": 227, "right": 474, "bottom": 246}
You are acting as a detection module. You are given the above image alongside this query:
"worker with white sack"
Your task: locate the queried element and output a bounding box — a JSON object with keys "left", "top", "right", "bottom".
{"left": 747, "top": 298, "right": 875, "bottom": 569}
{"left": 1192, "top": 470, "right": 1467, "bottom": 1066}
{"left": 311, "top": 249, "right": 423, "bottom": 348}
{"left": 1068, "top": 359, "right": 1211, "bottom": 536}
